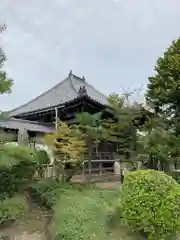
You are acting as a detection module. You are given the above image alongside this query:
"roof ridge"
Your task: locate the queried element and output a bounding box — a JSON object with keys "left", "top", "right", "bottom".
{"left": 9, "top": 76, "right": 69, "bottom": 115}
{"left": 9, "top": 71, "right": 108, "bottom": 116}
{"left": 69, "top": 75, "right": 79, "bottom": 95}
{"left": 71, "top": 73, "right": 85, "bottom": 82}
{"left": 84, "top": 79, "right": 108, "bottom": 101}
{"left": 70, "top": 73, "right": 107, "bottom": 99}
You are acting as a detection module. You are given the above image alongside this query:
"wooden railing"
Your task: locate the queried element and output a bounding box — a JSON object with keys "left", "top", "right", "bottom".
{"left": 38, "top": 155, "right": 121, "bottom": 183}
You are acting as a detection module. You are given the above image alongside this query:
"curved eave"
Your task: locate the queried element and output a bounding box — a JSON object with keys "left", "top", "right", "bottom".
{"left": 0, "top": 118, "right": 54, "bottom": 133}
{"left": 12, "top": 95, "right": 107, "bottom": 117}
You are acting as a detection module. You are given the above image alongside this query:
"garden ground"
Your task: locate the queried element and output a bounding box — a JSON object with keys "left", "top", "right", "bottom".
{"left": 0, "top": 193, "right": 50, "bottom": 239}
{"left": 0, "top": 182, "right": 145, "bottom": 240}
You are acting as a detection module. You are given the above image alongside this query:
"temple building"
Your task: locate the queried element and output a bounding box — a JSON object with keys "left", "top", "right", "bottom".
{"left": 0, "top": 70, "right": 109, "bottom": 149}
{"left": 0, "top": 70, "right": 154, "bottom": 175}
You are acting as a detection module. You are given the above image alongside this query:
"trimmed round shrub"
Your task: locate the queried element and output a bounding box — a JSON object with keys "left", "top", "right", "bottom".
{"left": 119, "top": 169, "right": 180, "bottom": 240}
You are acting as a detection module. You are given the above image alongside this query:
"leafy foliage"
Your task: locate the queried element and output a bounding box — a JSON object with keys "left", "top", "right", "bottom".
{"left": 45, "top": 120, "right": 86, "bottom": 182}
{"left": 137, "top": 110, "right": 180, "bottom": 170}
{"left": 76, "top": 112, "right": 109, "bottom": 153}
{"left": 28, "top": 179, "right": 65, "bottom": 209}
{"left": 76, "top": 93, "right": 145, "bottom": 161}
{"left": 28, "top": 180, "right": 122, "bottom": 240}
{"left": 35, "top": 149, "right": 50, "bottom": 178}
{"left": 35, "top": 149, "right": 50, "bottom": 165}
{"left": 120, "top": 170, "right": 180, "bottom": 239}
{"left": 0, "top": 196, "right": 28, "bottom": 225}
{"left": 169, "top": 170, "right": 180, "bottom": 184}
{"left": 146, "top": 37, "right": 180, "bottom": 133}
{"left": 0, "top": 144, "right": 38, "bottom": 199}
{"left": 0, "top": 24, "right": 13, "bottom": 95}
{"left": 105, "top": 93, "right": 143, "bottom": 161}
{"left": 49, "top": 186, "right": 117, "bottom": 240}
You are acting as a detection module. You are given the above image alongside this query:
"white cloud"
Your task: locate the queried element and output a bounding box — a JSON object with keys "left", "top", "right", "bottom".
{"left": 0, "top": 0, "right": 180, "bottom": 110}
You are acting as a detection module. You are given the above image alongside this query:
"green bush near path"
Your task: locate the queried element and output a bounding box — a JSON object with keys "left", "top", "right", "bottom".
{"left": 0, "top": 144, "right": 52, "bottom": 228}
{"left": 0, "top": 145, "right": 51, "bottom": 200}
{"left": 119, "top": 169, "right": 180, "bottom": 240}
{"left": 28, "top": 179, "right": 65, "bottom": 209}
{"left": 0, "top": 145, "right": 38, "bottom": 199}
{"left": 51, "top": 191, "right": 111, "bottom": 240}
{"left": 0, "top": 196, "right": 28, "bottom": 225}
{"left": 28, "top": 180, "right": 112, "bottom": 209}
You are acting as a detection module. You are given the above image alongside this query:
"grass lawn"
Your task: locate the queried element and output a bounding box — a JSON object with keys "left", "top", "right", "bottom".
{"left": 29, "top": 180, "right": 145, "bottom": 240}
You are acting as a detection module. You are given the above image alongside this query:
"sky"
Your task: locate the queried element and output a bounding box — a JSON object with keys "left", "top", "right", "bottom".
{"left": 0, "top": 0, "right": 180, "bottom": 110}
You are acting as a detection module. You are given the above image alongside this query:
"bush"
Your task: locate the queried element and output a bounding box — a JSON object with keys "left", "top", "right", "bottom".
{"left": 28, "top": 179, "right": 61, "bottom": 208}
{"left": 28, "top": 180, "right": 121, "bottom": 239}
{"left": 119, "top": 169, "right": 180, "bottom": 239}
{"left": 0, "top": 144, "right": 38, "bottom": 199}
{"left": 0, "top": 196, "right": 28, "bottom": 225}
{"left": 169, "top": 170, "right": 180, "bottom": 184}
{"left": 35, "top": 149, "right": 50, "bottom": 178}
{"left": 28, "top": 180, "right": 90, "bottom": 209}
{"left": 50, "top": 189, "right": 113, "bottom": 240}
{"left": 35, "top": 149, "right": 50, "bottom": 165}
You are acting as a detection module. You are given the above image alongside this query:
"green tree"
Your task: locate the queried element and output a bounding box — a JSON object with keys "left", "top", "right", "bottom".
{"left": 146, "top": 37, "right": 180, "bottom": 133}
{"left": 0, "top": 23, "right": 13, "bottom": 123}
{"left": 106, "top": 93, "right": 142, "bottom": 161}
{"left": 75, "top": 112, "right": 108, "bottom": 154}
{"left": 137, "top": 113, "right": 180, "bottom": 171}
{"left": 45, "top": 120, "right": 86, "bottom": 182}
{"left": 0, "top": 24, "right": 13, "bottom": 94}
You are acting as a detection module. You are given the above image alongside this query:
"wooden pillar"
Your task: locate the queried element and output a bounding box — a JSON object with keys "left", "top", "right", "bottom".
{"left": 55, "top": 107, "right": 58, "bottom": 130}
{"left": 137, "top": 161, "right": 142, "bottom": 170}
{"left": 88, "top": 156, "right": 91, "bottom": 176}
{"left": 82, "top": 162, "right": 85, "bottom": 176}
{"left": 100, "top": 160, "right": 102, "bottom": 175}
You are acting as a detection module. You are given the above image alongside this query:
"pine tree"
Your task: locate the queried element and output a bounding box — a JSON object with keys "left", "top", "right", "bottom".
{"left": 45, "top": 120, "right": 86, "bottom": 182}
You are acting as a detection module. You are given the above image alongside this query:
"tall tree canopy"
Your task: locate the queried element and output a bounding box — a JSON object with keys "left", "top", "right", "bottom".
{"left": 145, "top": 37, "right": 180, "bottom": 169}
{"left": 146, "top": 38, "right": 180, "bottom": 127}
{"left": 0, "top": 23, "right": 13, "bottom": 94}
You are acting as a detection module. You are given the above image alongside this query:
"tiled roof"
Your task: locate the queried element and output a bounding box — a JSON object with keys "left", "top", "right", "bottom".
{"left": 0, "top": 118, "right": 54, "bottom": 133}
{"left": 10, "top": 71, "right": 108, "bottom": 116}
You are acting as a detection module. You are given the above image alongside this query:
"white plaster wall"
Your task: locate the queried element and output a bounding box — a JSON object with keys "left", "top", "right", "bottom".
{"left": 0, "top": 129, "right": 17, "bottom": 142}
